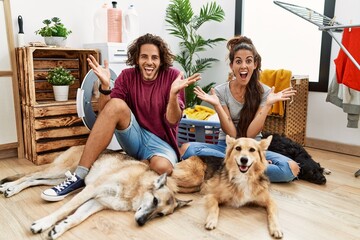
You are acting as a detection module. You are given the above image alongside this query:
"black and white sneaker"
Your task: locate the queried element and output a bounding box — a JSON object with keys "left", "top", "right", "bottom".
{"left": 41, "top": 171, "right": 85, "bottom": 202}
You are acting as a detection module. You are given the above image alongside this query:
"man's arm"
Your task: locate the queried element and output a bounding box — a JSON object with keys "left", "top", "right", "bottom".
{"left": 87, "top": 55, "right": 112, "bottom": 112}
{"left": 166, "top": 72, "right": 201, "bottom": 125}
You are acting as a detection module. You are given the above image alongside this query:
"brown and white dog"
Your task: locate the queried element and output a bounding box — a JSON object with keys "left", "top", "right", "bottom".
{"left": 172, "top": 135, "right": 283, "bottom": 239}
{"left": 0, "top": 146, "right": 191, "bottom": 240}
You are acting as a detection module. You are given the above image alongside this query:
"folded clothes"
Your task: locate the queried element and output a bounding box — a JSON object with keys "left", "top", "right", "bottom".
{"left": 184, "top": 105, "right": 216, "bottom": 120}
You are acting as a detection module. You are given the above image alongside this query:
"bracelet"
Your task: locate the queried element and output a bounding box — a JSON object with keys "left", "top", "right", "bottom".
{"left": 98, "top": 84, "right": 112, "bottom": 95}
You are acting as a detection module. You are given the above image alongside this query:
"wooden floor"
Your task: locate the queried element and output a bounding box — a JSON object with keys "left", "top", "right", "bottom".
{"left": 0, "top": 147, "right": 359, "bottom": 240}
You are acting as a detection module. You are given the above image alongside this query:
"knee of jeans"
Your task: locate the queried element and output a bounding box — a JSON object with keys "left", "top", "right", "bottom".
{"left": 181, "top": 145, "right": 198, "bottom": 159}
{"left": 266, "top": 164, "right": 296, "bottom": 183}
{"left": 179, "top": 143, "right": 190, "bottom": 157}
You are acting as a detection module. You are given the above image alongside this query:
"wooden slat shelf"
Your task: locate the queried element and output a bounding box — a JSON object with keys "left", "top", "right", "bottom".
{"left": 15, "top": 47, "right": 100, "bottom": 164}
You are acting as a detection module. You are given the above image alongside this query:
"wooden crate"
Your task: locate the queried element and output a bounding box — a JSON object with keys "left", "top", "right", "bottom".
{"left": 15, "top": 47, "right": 100, "bottom": 164}
{"left": 22, "top": 102, "right": 92, "bottom": 165}
{"left": 263, "top": 78, "right": 309, "bottom": 145}
{"left": 16, "top": 47, "right": 99, "bottom": 106}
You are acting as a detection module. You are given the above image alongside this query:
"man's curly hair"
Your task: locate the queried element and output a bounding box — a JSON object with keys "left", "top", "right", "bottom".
{"left": 126, "top": 33, "right": 175, "bottom": 71}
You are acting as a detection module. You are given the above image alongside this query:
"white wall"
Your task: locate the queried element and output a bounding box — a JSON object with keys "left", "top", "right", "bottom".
{"left": 242, "top": 0, "right": 323, "bottom": 82}
{"left": 7, "top": 0, "right": 360, "bottom": 147}
{"left": 9, "top": 0, "right": 235, "bottom": 88}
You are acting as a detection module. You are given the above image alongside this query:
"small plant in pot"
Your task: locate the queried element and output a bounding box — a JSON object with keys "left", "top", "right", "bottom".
{"left": 47, "top": 66, "right": 75, "bottom": 101}
{"left": 35, "top": 17, "right": 72, "bottom": 47}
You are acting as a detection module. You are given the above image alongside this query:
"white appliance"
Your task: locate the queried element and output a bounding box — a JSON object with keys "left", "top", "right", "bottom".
{"left": 77, "top": 42, "right": 128, "bottom": 150}
{"left": 84, "top": 42, "right": 128, "bottom": 75}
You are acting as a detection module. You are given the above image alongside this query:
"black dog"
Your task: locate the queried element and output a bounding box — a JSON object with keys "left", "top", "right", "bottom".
{"left": 262, "top": 132, "right": 327, "bottom": 185}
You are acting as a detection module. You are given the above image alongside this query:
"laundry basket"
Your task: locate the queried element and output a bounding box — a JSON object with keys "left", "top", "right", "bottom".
{"left": 177, "top": 118, "right": 220, "bottom": 146}
{"left": 263, "top": 77, "right": 309, "bottom": 145}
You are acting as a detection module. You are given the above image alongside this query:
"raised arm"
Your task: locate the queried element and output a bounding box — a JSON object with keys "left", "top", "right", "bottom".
{"left": 87, "top": 55, "right": 111, "bottom": 112}
{"left": 166, "top": 72, "right": 201, "bottom": 125}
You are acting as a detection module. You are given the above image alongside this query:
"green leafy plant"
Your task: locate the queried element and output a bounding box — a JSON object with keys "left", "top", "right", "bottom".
{"left": 165, "top": 0, "right": 226, "bottom": 108}
{"left": 35, "top": 17, "right": 72, "bottom": 38}
{"left": 47, "top": 67, "right": 75, "bottom": 86}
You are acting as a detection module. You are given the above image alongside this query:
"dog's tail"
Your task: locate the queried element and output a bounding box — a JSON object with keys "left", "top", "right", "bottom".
{"left": 172, "top": 156, "right": 207, "bottom": 193}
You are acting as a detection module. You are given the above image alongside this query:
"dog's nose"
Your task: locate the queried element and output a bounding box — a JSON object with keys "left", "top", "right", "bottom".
{"left": 240, "top": 157, "right": 248, "bottom": 164}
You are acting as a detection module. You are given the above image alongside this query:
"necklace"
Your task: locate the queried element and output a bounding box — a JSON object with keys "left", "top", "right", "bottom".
{"left": 230, "top": 81, "right": 245, "bottom": 101}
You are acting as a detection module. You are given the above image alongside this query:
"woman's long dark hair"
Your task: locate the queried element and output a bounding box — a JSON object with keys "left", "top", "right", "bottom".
{"left": 126, "top": 33, "right": 175, "bottom": 71}
{"left": 227, "top": 36, "right": 263, "bottom": 138}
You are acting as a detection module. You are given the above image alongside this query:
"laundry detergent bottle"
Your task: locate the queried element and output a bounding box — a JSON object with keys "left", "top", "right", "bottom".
{"left": 107, "top": 1, "right": 122, "bottom": 42}
{"left": 93, "top": 3, "right": 109, "bottom": 42}
{"left": 124, "top": 4, "right": 140, "bottom": 44}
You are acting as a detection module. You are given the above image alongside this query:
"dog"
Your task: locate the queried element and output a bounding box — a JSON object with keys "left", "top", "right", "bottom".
{"left": 0, "top": 145, "right": 191, "bottom": 240}
{"left": 261, "top": 132, "right": 329, "bottom": 185}
{"left": 172, "top": 135, "right": 283, "bottom": 239}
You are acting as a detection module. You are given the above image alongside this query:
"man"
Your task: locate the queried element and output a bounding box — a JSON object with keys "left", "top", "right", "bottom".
{"left": 41, "top": 33, "right": 201, "bottom": 201}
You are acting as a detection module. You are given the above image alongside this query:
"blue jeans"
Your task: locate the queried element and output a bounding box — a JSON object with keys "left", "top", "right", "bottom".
{"left": 181, "top": 140, "right": 296, "bottom": 182}
{"left": 114, "top": 113, "right": 178, "bottom": 166}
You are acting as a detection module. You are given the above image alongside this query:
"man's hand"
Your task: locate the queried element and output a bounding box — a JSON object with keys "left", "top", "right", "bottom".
{"left": 170, "top": 72, "right": 201, "bottom": 95}
{"left": 87, "top": 55, "right": 111, "bottom": 88}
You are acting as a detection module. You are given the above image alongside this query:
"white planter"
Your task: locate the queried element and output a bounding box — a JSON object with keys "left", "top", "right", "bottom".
{"left": 53, "top": 85, "right": 69, "bottom": 101}
{"left": 44, "top": 37, "right": 67, "bottom": 47}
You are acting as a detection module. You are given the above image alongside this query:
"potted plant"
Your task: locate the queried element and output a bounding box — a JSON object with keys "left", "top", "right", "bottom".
{"left": 35, "top": 17, "right": 72, "bottom": 47}
{"left": 47, "top": 66, "right": 75, "bottom": 101}
{"left": 165, "top": 0, "right": 226, "bottom": 108}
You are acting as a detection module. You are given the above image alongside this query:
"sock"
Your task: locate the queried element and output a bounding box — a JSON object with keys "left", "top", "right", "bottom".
{"left": 75, "top": 166, "right": 89, "bottom": 179}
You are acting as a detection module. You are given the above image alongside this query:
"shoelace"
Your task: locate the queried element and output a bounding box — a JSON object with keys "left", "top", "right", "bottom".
{"left": 54, "top": 171, "right": 77, "bottom": 191}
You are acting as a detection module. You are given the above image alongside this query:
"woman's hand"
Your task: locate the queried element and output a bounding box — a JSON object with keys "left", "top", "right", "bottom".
{"left": 194, "top": 87, "right": 220, "bottom": 107}
{"left": 170, "top": 72, "right": 201, "bottom": 95}
{"left": 87, "top": 55, "right": 111, "bottom": 88}
{"left": 266, "top": 86, "right": 296, "bottom": 106}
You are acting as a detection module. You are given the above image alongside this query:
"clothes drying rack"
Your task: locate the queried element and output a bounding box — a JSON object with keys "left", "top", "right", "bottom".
{"left": 274, "top": 1, "right": 360, "bottom": 178}
{"left": 274, "top": 1, "right": 360, "bottom": 71}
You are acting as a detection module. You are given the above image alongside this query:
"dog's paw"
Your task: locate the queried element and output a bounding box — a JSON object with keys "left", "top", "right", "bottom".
{"left": 48, "top": 225, "right": 64, "bottom": 240}
{"left": 0, "top": 183, "right": 10, "bottom": 194}
{"left": 204, "top": 219, "right": 217, "bottom": 230}
{"left": 324, "top": 168, "right": 332, "bottom": 175}
{"left": 31, "top": 217, "right": 54, "bottom": 234}
{"left": 3, "top": 186, "right": 18, "bottom": 198}
{"left": 0, "top": 183, "right": 20, "bottom": 197}
{"left": 270, "top": 228, "right": 283, "bottom": 239}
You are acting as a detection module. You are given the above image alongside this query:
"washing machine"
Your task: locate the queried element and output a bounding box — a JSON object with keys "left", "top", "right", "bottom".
{"left": 78, "top": 42, "right": 128, "bottom": 150}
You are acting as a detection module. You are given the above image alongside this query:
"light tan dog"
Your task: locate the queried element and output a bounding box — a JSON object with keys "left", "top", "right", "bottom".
{"left": 172, "top": 135, "right": 283, "bottom": 239}
{"left": 1, "top": 146, "right": 191, "bottom": 240}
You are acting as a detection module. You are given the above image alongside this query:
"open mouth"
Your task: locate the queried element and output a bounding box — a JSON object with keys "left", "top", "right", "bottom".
{"left": 240, "top": 71, "right": 248, "bottom": 79}
{"left": 144, "top": 67, "right": 153, "bottom": 75}
{"left": 238, "top": 163, "right": 252, "bottom": 173}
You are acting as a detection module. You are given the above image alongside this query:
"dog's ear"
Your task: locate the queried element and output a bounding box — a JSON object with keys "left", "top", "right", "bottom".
{"left": 175, "top": 198, "right": 192, "bottom": 209}
{"left": 259, "top": 135, "right": 272, "bottom": 150}
{"left": 225, "top": 135, "right": 236, "bottom": 159}
{"left": 226, "top": 135, "right": 235, "bottom": 146}
{"left": 154, "top": 173, "right": 167, "bottom": 189}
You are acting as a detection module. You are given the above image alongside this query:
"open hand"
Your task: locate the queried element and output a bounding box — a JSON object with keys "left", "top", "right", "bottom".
{"left": 194, "top": 87, "right": 220, "bottom": 106}
{"left": 171, "top": 72, "right": 201, "bottom": 95}
{"left": 266, "top": 86, "right": 296, "bottom": 105}
{"left": 87, "top": 55, "right": 111, "bottom": 88}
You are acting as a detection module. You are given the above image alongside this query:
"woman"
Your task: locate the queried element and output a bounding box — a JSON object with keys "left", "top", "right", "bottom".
{"left": 179, "top": 35, "right": 299, "bottom": 182}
